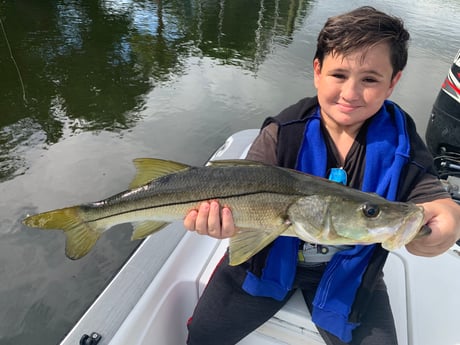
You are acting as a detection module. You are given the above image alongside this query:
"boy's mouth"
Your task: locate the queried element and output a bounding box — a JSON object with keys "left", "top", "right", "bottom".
{"left": 337, "top": 103, "right": 361, "bottom": 113}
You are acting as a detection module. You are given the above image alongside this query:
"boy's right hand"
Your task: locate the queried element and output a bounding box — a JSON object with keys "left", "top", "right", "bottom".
{"left": 183, "top": 201, "right": 236, "bottom": 239}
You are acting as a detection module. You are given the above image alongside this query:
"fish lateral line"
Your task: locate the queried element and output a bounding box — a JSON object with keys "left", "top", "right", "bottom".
{"left": 78, "top": 190, "right": 297, "bottom": 224}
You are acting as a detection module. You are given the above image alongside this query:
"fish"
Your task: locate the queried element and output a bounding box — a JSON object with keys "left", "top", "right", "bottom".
{"left": 22, "top": 158, "right": 426, "bottom": 265}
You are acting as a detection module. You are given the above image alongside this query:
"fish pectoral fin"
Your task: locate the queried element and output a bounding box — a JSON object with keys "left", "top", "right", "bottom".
{"left": 287, "top": 196, "right": 328, "bottom": 240}
{"left": 228, "top": 226, "right": 288, "bottom": 266}
{"left": 130, "top": 158, "right": 191, "bottom": 188}
{"left": 131, "top": 220, "right": 169, "bottom": 240}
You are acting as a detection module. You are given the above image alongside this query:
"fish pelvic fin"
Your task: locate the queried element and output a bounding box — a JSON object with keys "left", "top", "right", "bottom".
{"left": 130, "top": 158, "right": 190, "bottom": 188}
{"left": 131, "top": 221, "right": 169, "bottom": 240}
{"left": 228, "top": 225, "right": 290, "bottom": 266}
{"left": 23, "top": 207, "right": 101, "bottom": 260}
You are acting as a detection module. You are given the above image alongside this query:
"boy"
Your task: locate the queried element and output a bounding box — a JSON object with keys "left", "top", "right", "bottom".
{"left": 184, "top": 6, "right": 460, "bottom": 345}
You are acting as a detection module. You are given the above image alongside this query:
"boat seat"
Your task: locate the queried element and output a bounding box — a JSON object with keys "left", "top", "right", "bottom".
{"left": 198, "top": 239, "right": 325, "bottom": 345}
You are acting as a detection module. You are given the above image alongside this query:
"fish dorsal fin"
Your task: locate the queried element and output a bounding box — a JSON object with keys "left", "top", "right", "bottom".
{"left": 228, "top": 224, "right": 290, "bottom": 266}
{"left": 207, "top": 159, "right": 267, "bottom": 167}
{"left": 131, "top": 220, "right": 169, "bottom": 240}
{"left": 130, "top": 158, "right": 190, "bottom": 188}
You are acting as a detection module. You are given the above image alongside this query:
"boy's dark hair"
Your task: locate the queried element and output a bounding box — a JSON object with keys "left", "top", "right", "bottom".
{"left": 314, "top": 6, "right": 410, "bottom": 77}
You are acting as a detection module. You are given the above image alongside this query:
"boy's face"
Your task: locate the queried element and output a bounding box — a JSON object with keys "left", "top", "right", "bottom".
{"left": 313, "top": 43, "right": 402, "bottom": 132}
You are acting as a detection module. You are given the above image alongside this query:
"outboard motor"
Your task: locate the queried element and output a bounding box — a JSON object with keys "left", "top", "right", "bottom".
{"left": 425, "top": 50, "right": 460, "bottom": 177}
{"left": 425, "top": 49, "right": 460, "bottom": 204}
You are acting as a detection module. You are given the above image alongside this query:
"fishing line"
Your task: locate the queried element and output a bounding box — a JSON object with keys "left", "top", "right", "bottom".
{"left": 0, "top": 16, "right": 27, "bottom": 104}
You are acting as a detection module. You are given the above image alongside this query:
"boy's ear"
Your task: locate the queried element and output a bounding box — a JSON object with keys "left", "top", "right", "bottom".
{"left": 387, "top": 70, "right": 403, "bottom": 97}
{"left": 313, "top": 59, "right": 321, "bottom": 87}
{"left": 390, "top": 70, "right": 402, "bottom": 89}
{"left": 313, "top": 58, "right": 321, "bottom": 73}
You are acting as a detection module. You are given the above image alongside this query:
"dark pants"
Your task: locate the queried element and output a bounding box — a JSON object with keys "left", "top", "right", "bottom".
{"left": 186, "top": 255, "right": 398, "bottom": 345}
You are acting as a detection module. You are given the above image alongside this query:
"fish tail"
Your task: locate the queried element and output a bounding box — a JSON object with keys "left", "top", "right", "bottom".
{"left": 23, "top": 207, "right": 101, "bottom": 260}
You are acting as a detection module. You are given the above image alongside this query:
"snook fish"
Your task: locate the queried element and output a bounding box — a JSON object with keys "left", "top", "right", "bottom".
{"left": 23, "top": 159, "right": 425, "bottom": 265}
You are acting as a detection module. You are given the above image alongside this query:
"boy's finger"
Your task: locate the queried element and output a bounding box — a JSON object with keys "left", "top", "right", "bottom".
{"left": 207, "top": 201, "right": 222, "bottom": 237}
{"left": 195, "top": 202, "right": 210, "bottom": 234}
{"left": 183, "top": 210, "right": 198, "bottom": 231}
{"left": 221, "top": 207, "right": 236, "bottom": 238}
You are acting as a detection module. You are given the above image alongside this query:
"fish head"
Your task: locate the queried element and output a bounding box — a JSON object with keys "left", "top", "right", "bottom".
{"left": 289, "top": 193, "right": 425, "bottom": 249}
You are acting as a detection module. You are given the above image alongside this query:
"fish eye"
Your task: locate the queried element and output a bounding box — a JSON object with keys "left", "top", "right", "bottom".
{"left": 361, "top": 203, "right": 380, "bottom": 218}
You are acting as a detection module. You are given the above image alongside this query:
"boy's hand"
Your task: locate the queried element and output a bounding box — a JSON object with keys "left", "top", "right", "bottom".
{"left": 184, "top": 201, "right": 236, "bottom": 239}
{"left": 406, "top": 198, "right": 460, "bottom": 256}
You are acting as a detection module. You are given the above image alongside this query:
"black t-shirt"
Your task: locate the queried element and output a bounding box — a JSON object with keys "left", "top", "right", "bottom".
{"left": 321, "top": 120, "right": 367, "bottom": 190}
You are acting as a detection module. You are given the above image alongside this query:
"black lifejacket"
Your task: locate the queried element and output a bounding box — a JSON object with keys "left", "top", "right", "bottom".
{"left": 245, "top": 96, "right": 437, "bottom": 323}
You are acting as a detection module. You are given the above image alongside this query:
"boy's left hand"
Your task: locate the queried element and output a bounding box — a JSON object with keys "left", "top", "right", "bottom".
{"left": 406, "top": 198, "right": 460, "bottom": 256}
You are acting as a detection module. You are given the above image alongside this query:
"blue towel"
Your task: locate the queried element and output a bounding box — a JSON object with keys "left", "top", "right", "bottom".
{"left": 298, "top": 101, "right": 410, "bottom": 342}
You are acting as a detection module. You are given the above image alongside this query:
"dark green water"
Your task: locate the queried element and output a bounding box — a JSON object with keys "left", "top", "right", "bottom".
{"left": 0, "top": 0, "right": 458, "bottom": 344}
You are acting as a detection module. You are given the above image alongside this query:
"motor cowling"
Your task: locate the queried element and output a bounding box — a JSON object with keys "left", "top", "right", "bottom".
{"left": 426, "top": 49, "right": 460, "bottom": 157}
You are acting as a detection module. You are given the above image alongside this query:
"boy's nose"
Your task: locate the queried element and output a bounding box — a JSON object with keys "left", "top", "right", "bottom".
{"left": 340, "top": 79, "right": 361, "bottom": 101}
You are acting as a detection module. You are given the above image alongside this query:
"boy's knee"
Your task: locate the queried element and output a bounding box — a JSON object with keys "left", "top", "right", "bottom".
{"left": 186, "top": 317, "right": 211, "bottom": 345}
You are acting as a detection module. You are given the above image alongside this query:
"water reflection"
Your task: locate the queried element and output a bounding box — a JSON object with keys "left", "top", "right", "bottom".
{"left": 0, "top": 0, "right": 310, "bottom": 182}
{"left": 0, "top": 1, "right": 313, "bottom": 343}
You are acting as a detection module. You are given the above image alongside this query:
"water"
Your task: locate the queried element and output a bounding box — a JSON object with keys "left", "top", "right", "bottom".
{"left": 0, "top": 0, "right": 458, "bottom": 344}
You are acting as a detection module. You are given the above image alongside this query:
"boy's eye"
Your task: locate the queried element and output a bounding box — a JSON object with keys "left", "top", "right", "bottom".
{"left": 332, "top": 73, "right": 346, "bottom": 79}
{"left": 363, "top": 77, "right": 378, "bottom": 83}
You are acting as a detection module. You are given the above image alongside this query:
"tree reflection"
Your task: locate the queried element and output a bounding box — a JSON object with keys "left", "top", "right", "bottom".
{"left": 0, "top": 0, "right": 311, "bottom": 181}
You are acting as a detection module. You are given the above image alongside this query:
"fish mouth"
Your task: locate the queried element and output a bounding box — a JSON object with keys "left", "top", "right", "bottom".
{"left": 382, "top": 206, "right": 425, "bottom": 251}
